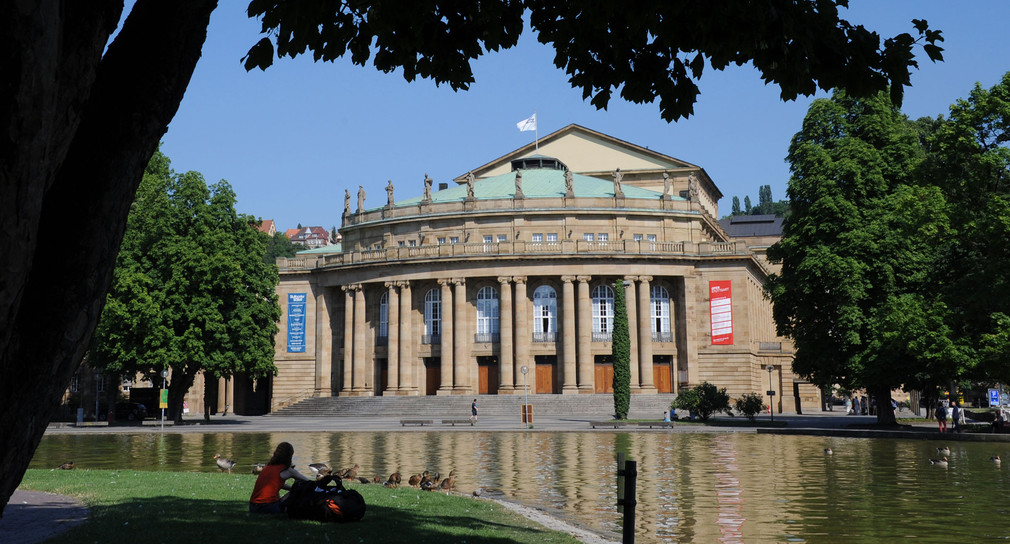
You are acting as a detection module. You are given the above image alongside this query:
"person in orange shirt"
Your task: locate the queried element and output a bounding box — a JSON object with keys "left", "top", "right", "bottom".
{"left": 249, "top": 442, "right": 311, "bottom": 514}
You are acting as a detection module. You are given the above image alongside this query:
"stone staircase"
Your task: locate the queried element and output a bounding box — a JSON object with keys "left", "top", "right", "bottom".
{"left": 270, "top": 393, "right": 677, "bottom": 419}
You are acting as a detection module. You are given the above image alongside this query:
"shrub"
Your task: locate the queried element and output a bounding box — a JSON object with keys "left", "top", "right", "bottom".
{"left": 735, "top": 393, "right": 765, "bottom": 422}
{"left": 672, "top": 382, "right": 731, "bottom": 421}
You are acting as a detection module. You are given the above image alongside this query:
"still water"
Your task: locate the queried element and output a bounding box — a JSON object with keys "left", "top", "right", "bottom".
{"left": 30, "top": 431, "right": 1010, "bottom": 543}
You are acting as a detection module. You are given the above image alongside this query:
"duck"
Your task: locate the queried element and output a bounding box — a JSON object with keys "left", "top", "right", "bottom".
{"left": 356, "top": 476, "right": 372, "bottom": 484}
{"left": 56, "top": 461, "right": 74, "bottom": 470}
{"left": 251, "top": 463, "right": 265, "bottom": 475}
{"left": 824, "top": 448, "right": 833, "bottom": 455}
{"left": 384, "top": 472, "right": 401, "bottom": 488}
{"left": 336, "top": 463, "right": 359, "bottom": 480}
{"left": 472, "top": 487, "right": 484, "bottom": 498}
{"left": 308, "top": 462, "right": 332, "bottom": 479}
{"left": 214, "top": 454, "right": 237, "bottom": 473}
{"left": 937, "top": 446, "right": 951, "bottom": 456}
{"left": 420, "top": 478, "right": 438, "bottom": 492}
{"left": 929, "top": 457, "right": 949, "bottom": 467}
{"left": 408, "top": 471, "right": 427, "bottom": 488}
{"left": 439, "top": 469, "right": 456, "bottom": 491}
{"left": 991, "top": 455, "right": 1002, "bottom": 465}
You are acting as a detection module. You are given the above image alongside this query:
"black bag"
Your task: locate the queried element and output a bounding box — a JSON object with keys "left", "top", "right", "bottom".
{"left": 286, "top": 475, "right": 366, "bottom": 523}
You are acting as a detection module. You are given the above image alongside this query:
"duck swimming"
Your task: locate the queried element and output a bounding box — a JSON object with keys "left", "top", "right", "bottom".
{"left": 929, "top": 457, "right": 949, "bottom": 467}
{"left": 937, "top": 446, "right": 951, "bottom": 455}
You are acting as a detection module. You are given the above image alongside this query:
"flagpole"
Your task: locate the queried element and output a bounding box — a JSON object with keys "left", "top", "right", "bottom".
{"left": 535, "top": 110, "right": 539, "bottom": 153}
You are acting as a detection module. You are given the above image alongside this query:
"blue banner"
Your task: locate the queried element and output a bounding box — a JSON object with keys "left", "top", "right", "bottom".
{"left": 287, "top": 293, "right": 307, "bottom": 353}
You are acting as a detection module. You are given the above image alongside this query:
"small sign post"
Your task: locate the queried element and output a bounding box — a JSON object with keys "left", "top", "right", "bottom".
{"left": 990, "top": 388, "right": 1000, "bottom": 408}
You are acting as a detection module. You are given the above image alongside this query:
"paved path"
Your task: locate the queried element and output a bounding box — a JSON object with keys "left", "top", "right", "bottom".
{"left": 5, "top": 408, "right": 980, "bottom": 543}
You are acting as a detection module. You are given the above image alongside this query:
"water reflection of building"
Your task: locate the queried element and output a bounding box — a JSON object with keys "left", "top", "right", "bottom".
{"left": 261, "top": 125, "right": 812, "bottom": 414}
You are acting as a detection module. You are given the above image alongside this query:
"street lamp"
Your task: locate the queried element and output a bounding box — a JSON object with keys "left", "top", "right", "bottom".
{"left": 160, "top": 369, "right": 168, "bottom": 432}
{"left": 521, "top": 365, "right": 530, "bottom": 427}
{"left": 766, "top": 365, "right": 775, "bottom": 422}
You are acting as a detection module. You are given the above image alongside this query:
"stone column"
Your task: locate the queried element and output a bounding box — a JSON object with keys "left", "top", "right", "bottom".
{"left": 342, "top": 285, "right": 355, "bottom": 394}
{"left": 438, "top": 279, "right": 454, "bottom": 394}
{"left": 353, "top": 285, "right": 367, "bottom": 393}
{"left": 561, "top": 276, "right": 578, "bottom": 393}
{"left": 577, "top": 276, "right": 593, "bottom": 392}
{"left": 513, "top": 277, "right": 530, "bottom": 393}
{"left": 453, "top": 278, "right": 469, "bottom": 393}
{"left": 315, "top": 287, "right": 333, "bottom": 397}
{"left": 498, "top": 277, "right": 515, "bottom": 392}
{"left": 398, "top": 281, "right": 416, "bottom": 394}
{"left": 637, "top": 275, "right": 657, "bottom": 391}
{"left": 385, "top": 282, "right": 400, "bottom": 394}
{"left": 217, "top": 376, "right": 228, "bottom": 414}
{"left": 624, "top": 276, "right": 640, "bottom": 391}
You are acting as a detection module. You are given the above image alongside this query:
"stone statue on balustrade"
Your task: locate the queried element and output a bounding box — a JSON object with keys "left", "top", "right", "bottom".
{"left": 423, "top": 174, "right": 432, "bottom": 202}
{"left": 386, "top": 179, "right": 394, "bottom": 206}
{"left": 357, "top": 185, "right": 366, "bottom": 213}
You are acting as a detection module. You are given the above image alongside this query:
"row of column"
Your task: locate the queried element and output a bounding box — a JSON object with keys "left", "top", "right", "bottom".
{"left": 338, "top": 275, "right": 663, "bottom": 396}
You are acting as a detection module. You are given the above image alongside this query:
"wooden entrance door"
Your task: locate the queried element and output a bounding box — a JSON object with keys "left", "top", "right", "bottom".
{"left": 477, "top": 358, "right": 499, "bottom": 394}
{"left": 424, "top": 358, "right": 440, "bottom": 396}
{"left": 594, "top": 363, "right": 614, "bottom": 393}
{"left": 536, "top": 363, "right": 554, "bottom": 394}
{"left": 653, "top": 362, "right": 672, "bottom": 393}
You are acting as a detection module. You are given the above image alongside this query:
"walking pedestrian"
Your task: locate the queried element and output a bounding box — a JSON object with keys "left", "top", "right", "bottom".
{"left": 470, "top": 398, "right": 478, "bottom": 424}
{"left": 935, "top": 400, "right": 947, "bottom": 432}
{"left": 952, "top": 401, "right": 963, "bottom": 433}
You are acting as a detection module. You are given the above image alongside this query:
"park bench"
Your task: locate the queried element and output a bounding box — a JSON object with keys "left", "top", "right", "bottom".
{"left": 400, "top": 419, "right": 434, "bottom": 426}
{"left": 441, "top": 419, "right": 474, "bottom": 426}
{"left": 589, "top": 421, "right": 627, "bottom": 429}
{"left": 633, "top": 421, "right": 674, "bottom": 429}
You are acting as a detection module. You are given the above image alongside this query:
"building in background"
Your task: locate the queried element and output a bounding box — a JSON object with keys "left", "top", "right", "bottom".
{"left": 268, "top": 125, "right": 813, "bottom": 413}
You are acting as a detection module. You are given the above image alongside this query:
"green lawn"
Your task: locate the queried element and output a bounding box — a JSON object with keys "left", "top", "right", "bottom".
{"left": 20, "top": 469, "right": 584, "bottom": 544}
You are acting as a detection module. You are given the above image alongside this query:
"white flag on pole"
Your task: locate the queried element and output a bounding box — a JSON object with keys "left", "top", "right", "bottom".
{"left": 516, "top": 113, "right": 537, "bottom": 132}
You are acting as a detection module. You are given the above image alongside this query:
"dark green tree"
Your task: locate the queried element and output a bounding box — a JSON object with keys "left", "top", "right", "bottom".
{"left": 743, "top": 195, "right": 752, "bottom": 214}
{"left": 673, "top": 382, "right": 731, "bottom": 421}
{"left": 612, "top": 281, "right": 631, "bottom": 419}
{"left": 0, "top": 0, "right": 943, "bottom": 514}
{"left": 330, "top": 226, "right": 339, "bottom": 245}
{"left": 89, "top": 151, "right": 280, "bottom": 422}
{"left": 264, "top": 231, "right": 299, "bottom": 264}
{"left": 757, "top": 184, "right": 773, "bottom": 214}
{"left": 766, "top": 91, "right": 948, "bottom": 424}
{"left": 924, "top": 73, "right": 1010, "bottom": 384}
{"left": 731, "top": 196, "right": 741, "bottom": 215}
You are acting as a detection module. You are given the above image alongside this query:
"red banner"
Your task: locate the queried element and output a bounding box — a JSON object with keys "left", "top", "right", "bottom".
{"left": 709, "top": 280, "right": 734, "bottom": 345}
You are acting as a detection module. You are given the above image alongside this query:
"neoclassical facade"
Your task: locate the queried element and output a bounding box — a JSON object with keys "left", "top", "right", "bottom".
{"left": 271, "top": 125, "right": 811, "bottom": 411}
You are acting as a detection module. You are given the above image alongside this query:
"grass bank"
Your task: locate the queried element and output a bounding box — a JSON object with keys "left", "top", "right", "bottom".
{"left": 20, "top": 469, "right": 584, "bottom": 544}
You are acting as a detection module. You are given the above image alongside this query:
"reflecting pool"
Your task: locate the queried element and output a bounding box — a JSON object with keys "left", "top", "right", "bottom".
{"left": 30, "top": 431, "right": 1010, "bottom": 543}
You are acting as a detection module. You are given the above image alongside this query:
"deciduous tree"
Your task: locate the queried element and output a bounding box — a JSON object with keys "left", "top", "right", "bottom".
{"left": 88, "top": 151, "right": 280, "bottom": 422}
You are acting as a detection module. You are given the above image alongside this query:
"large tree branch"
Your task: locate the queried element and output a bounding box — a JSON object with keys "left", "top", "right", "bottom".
{"left": 0, "top": 0, "right": 217, "bottom": 516}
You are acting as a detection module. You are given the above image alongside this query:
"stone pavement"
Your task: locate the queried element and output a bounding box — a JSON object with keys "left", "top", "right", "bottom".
{"left": 3, "top": 407, "right": 986, "bottom": 544}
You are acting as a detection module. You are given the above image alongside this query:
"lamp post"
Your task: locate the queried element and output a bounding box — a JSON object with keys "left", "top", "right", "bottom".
{"left": 766, "top": 365, "right": 775, "bottom": 422}
{"left": 160, "top": 369, "right": 168, "bottom": 432}
{"left": 521, "top": 365, "right": 529, "bottom": 427}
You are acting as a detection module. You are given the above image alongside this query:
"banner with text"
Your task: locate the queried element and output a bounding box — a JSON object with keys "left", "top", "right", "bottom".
{"left": 287, "top": 292, "right": 307, "bottom": 353}
{"left": 709, "top": 280, "right": 734, "bottom": 345}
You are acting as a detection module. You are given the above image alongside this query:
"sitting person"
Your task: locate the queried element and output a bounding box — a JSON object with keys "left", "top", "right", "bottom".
{"left": 249, "top": 442, "right": 311, "bottom": 514}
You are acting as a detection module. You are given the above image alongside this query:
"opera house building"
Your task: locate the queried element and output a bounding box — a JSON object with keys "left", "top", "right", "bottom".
{"left": 270, "top": 125, "right": 814, "bottom": 414}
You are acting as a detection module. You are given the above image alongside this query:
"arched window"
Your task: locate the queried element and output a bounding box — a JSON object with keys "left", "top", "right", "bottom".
{"left": 533, "top": 285, "right": 557, "bottom": 341}
{"left": 651, "top": 285, "right": 672, "bottom": 342}
{"left": 592, "top": 284, "right": 614, "bottom": 340}
{"left": 423, "top": 288, "right": 441, "bottom": 344}
{"left": 476, "top": 286, "right": 499, "bottom": 342}
{"left": 379, "top": 292, "right": 389, "bottom": 340}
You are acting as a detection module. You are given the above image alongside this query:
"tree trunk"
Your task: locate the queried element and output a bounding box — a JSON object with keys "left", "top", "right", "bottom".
{"left": 873, "top": 384, "right": 897, "bottom": 426}
{"left": 0, "top": 1, "right": 217, "bottom": 516}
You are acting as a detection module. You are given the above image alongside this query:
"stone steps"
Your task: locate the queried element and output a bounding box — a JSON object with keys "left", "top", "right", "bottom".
{"left": 270, "top": 393, "right": 677, "bottom": 419}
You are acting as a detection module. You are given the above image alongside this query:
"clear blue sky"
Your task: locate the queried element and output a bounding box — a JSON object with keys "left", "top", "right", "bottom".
{"left": 155, "top": 2, "right": 1010, "bottom": 233}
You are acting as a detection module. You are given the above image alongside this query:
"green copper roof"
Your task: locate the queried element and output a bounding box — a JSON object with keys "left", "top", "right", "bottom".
{"left": 394, "top": 168, "right": 670, "bottom": 206}
{"left": 296, "top": 243, "right": 342, "bottom": 255}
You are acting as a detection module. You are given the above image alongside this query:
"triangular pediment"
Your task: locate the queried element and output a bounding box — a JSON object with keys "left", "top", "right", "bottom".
{"left": 457, "top": 124, "right": 700, "bottom": 181}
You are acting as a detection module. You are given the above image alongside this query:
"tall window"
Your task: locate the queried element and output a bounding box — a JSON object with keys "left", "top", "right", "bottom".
{"left": 592, "top": 284, "right": 614, "bottom": 340}
{"left": 584, "top": 233, "right": 595, "bottom": 242}
{"left": 424, "top": 288, "right": 441, "bottom": 343}
{"left": 379, "top": 292, "right": 388, "bottom": 339}
{"left": 651, "top": 285, "right": 672, "bottom": 341}
{"left": 598, "top": 233, "right": 608, "bottom": 241}
{"left": 476, "top": 286, "right": 499, "bottom": 341}
{"left": 546, "top": 233, "right": 558, "bottom": 242}
{"left": 533, "top": 285, "right": 557, "bottom": 341}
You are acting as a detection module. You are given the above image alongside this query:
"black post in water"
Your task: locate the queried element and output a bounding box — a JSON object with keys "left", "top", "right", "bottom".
{"left": 620, "top": 460, "right": 637, "bottom": 544}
